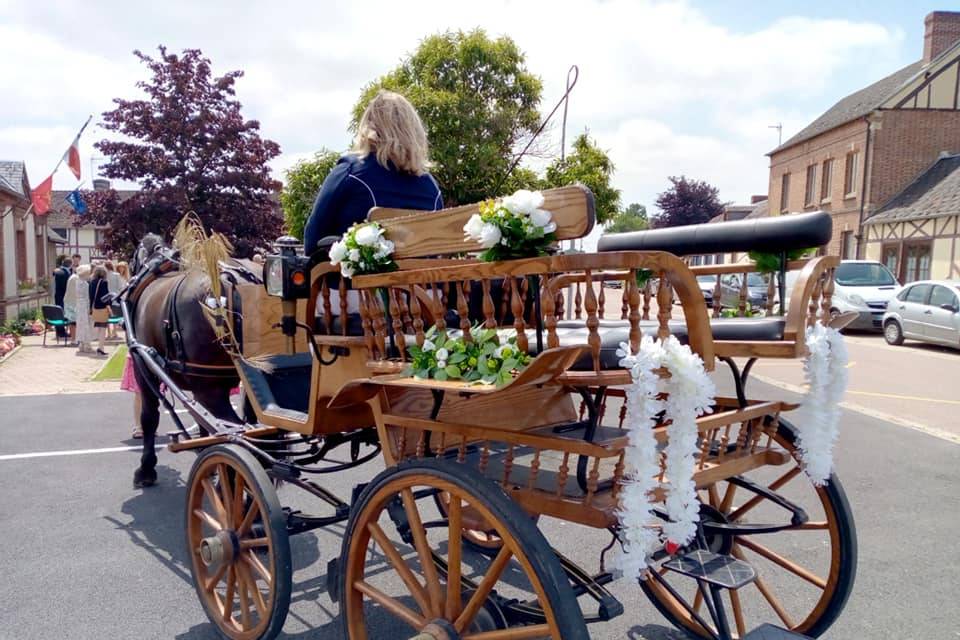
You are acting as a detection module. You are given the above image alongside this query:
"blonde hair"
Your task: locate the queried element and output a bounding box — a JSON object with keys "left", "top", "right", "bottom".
{"left": 117, "top": 261, "right": 129, "bottom": 278}
{"left": 77, "top": 264, "right": 92, "bottom": 280}
{"left": 353, "top": 91, "right": 430, "bottom": 175}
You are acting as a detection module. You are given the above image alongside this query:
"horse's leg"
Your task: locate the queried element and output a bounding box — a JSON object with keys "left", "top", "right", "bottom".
{"left": 133, "top": 366, "right": 161, "bottom": 488}
{"left": 193, "top": 384, "right": 243, "bottom": 427}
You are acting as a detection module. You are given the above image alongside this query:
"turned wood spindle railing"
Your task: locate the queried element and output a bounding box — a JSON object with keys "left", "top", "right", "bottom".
{"left": 712, "top": 274, "right": 722, "bottom": 319}
{"left": 481, "top": 279, "right": 496, "bottom": 328}
{"left": 627, "top": 270, "right": 642, "bottom": 354}
{"left": 409, "top": 285, "right": 425, "bottom": 347}
{"left": 321, "top": 278, "right": 333, "bottom": 334}
{"left": 511, "top": 277, "right": 529, "bottom": 353}
{"left": 339, "top": 279, "right": 349, "bottom": 335}
{"left": 656, "top": 273, "right": 671, "bottom": 340}
{"left": 642, "top": 280, "right": 652, "bottom": 321}
{"left": 820, "top": 269, "right": 835, "bottom": 324}
{"left": 583, "top": 270, "right": 602, "bottom": 371}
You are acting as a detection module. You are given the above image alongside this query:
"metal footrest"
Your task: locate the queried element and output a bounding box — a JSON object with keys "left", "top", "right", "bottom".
{"left": 743, "top": 623, "right": 812, "bottom": 639}
{"left": 662, "top": 549, "right": 756, "bottom": 589}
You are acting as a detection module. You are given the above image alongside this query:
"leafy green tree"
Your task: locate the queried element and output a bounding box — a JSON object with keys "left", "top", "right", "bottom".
{"left": 544, "top": 133, "right": 621, "bottom": 223}
{"left": 605, "top": 202, "right": 648, "bottom": 233}
{"left": 352, "top": 29, "right": 543, "bottom": 206}
{"left": 280, "top": 149, "right": 340, "bottom": 240}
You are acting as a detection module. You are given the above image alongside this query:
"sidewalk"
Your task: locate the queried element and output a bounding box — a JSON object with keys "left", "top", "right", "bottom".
{"left": 0, "top": 333, "right": 124, "bottom": 396}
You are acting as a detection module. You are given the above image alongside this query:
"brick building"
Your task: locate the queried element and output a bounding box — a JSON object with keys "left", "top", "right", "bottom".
{"left": 767, "top": 11, "right": 960, "bottom": 272}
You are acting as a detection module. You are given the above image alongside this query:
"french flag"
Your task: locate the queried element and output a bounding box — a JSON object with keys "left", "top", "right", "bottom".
{"left": 63, "top": 135, "right": 81, "bottom": 180}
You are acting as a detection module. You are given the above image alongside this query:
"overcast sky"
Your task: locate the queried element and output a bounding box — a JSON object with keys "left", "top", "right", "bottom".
{"left": 0, "top": 0, "right": 935, "bottom": 214}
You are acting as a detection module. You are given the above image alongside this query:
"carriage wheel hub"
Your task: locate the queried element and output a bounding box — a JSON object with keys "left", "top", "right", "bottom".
{"left": 199, "top": 530, "right": 237, "bottom": 568}
{"left": 410, "top": 619, "right": 460, "bottom": 640}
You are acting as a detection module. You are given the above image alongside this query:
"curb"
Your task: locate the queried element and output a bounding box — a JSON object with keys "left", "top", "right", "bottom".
{"left": 0, "top": 343, "right": 23, "bottom": 365}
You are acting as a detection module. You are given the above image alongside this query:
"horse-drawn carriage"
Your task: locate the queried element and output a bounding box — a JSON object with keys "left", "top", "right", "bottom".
{"left": 118, "top": 186, "right": 856, "bottom": 640}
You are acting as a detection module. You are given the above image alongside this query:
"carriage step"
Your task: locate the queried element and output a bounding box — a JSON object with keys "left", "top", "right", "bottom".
{"left": 742, "top": 623, "right": 812, "bottom": 639}
{"left": 662, "top": 549, "right": 756, "bottom": 589}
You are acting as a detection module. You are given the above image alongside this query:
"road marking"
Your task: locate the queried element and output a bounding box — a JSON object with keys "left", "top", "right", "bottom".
{"left": 845, "top": 390, "right": 960, "bottom": 405}
{"left": 750, "top": 373, "right": 960, "bottom": 445}
{"left": 0, "top": 445, "right": 164, "bottom": 461}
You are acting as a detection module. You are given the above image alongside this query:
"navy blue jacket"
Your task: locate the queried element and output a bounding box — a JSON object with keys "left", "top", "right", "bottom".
{"left": 303, "top": 154, "right": 443, "bottom": 253}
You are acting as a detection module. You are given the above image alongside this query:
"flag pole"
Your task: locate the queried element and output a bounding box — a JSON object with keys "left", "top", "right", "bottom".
{"left": 49, "top": 114, "right": 93, "bottom": 177}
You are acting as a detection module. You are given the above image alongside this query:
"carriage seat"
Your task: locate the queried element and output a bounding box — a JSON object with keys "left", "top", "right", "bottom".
{"left": 548, "top": 317, "right": 785, "bottom": 370}
{"left": 237, "top": 352, "right": 313, "bottom": 422}
{"left": 402, "top": 317, "right": 784, "bottom": 371}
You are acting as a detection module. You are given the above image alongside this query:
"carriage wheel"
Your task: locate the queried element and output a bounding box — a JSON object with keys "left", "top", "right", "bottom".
{"left": 432, "top": 491, "right": 540, "bottom": 554}
{"left": 340, "top": 459, "right": 589, "bottom": 640}
{"left": 642, "top": 416, "right": 857, "bottom": 639}
{"left": 186, "top": 445, "right": 292, "bottom": 640}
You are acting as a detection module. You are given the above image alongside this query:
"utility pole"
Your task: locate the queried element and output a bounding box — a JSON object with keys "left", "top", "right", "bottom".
{"left": 769, "top": 123, "right": 783, "bottom": 146}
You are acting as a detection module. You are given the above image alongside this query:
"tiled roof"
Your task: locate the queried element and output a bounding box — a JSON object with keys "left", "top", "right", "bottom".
{"left": 743, "top": 199, "right": 770, "bottom": 220}
{"left": 46, "top": 188, "right": 138, "bottom": 228}
{"left": 770, "top": 60, "right": 924, "bottom": 154}
{"left": 864, "top": 154, "right": 960, "bottom": 224}
{"left": 0, "top": 160, "right": 27, "bottom": 197}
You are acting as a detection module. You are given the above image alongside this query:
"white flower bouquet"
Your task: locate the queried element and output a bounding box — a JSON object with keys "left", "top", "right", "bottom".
{"left": 406, "top": 325, "right": 532, "bottom": 386}
{"left": 329, "top": 221, "right": 396, "bottom": 278}
{"left": 463, "top": 189, "right": 557, "bottom": 261}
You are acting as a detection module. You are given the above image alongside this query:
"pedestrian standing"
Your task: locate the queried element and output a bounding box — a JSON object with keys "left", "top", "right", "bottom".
{"left": 120, "top": 354, "right": 144, "bottom": 439}
{"left": 89, "top": 265, "right": 110, "bottom": 356}
{"left": 104, "top": 261, "right": 121, "bottom": 340}
{"left": 52, "top": 258, "right": 72, "bottom": 339}
{"left": 74, "top": 265, "right": 94, "bottom": 353}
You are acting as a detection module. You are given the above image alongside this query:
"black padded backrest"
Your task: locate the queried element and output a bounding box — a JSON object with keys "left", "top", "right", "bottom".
{"left": 598, "top": 211, "right": 833, "bottom": 257}
{"left": 42, "top": 305, "right": 65, "bottom": 321}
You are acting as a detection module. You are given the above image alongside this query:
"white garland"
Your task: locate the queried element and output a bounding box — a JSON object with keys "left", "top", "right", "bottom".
{"left": 616, "top": 335, "right": 716, "bottom": 578}
{"left": 800, "top": 323, "right": 848, "bottom": 486}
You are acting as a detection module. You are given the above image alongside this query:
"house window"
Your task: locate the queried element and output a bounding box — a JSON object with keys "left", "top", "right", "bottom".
{"left": 804, "top": 164, "right": 817, "bottom": 207}
{"left": 780, "top": 173, "right": 790, "bottom": 213}
{"left": 902, "top": 241, "right": 932, "bottom": 282}
{"left": 52, "top": 227, "right": 69, "bottom": 241}
{"left": 843, "top": 152, "right": 859, "bottom": 197}
{"left": 841, "top": 231, "right": 854, "bottom": 259}
{"left": 881, "top": 243, "right": 899, "bottom": 276}
{"left": 820, "top": 159, "right": 833, "bottom": 202}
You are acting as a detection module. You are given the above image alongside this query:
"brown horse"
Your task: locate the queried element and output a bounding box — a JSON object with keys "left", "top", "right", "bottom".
{"left": 128, "top": 260, "right": 255, "bottom": 488}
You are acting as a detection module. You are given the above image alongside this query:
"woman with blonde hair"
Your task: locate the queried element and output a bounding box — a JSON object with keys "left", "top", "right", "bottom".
{"left": 303, "top": 90, "right": 443, "bottom": 253}
{"left": 73, "top": 265, "right": 95, "bottom": 353}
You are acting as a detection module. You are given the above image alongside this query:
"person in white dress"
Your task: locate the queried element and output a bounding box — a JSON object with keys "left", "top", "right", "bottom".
{"left": 74, "top": 265, "right": 94, "bottom": 353}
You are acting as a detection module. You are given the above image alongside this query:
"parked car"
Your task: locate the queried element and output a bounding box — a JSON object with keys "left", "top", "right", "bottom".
{"left": 695, "top": 274, "right": 715, "bottom": 306}
{"left": 828, "top": 260, "right": 900, "bottom": 331}
{"left": 718, "top": 272, "right": 769, "bottom": 310}
{"left": 882, "top": 280, "right": 960, "bottom": 349}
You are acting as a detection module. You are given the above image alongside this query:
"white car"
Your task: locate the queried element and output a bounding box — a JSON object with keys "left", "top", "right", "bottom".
{"left": 882, "top": 280, "right": 960, "bottom": 349}
{"left": 828, "top": 260, "right": 900, "bottom": 331}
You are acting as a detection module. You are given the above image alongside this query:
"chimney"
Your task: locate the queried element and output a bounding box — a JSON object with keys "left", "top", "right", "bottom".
{"left": 923, "top": 11, "right": 960, "bottom": 63}
{"left": 92, "top": 178, "right": 110, "bottom": 191}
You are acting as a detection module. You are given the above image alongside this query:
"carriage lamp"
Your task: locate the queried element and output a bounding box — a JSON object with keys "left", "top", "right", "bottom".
{"left": 264, "top": 236, "right": 311, "bottom": 301}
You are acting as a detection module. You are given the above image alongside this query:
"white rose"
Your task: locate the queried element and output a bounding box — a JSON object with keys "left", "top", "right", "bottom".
{"left": 543, "top": 221, "right": 557, "bottom": 233}
{"left": 374, "top": 239, "right": 395, "bottom": 259}
{"left": 435, "top": 348, "right": 449, "bottom": 361}
{"left": 328, "top": 240, "right": 347, "bottom": 264}
{"left": 340, "top": 263, "right": 356, "bottom": 278}
{"left": 502, "top": 189, "right": 544, "bottom": 215}
{"left": 529, "top": 208, "right": 552, "bottom": 228}
{"left": 422, "top": 339, "right": 436, "bottom": 352}
{"left": 354, "top": 223, "right": 383, "bottom": 247}
{"left": 479, "top": 223, "right": 502, "bottom": 248}
{"left": 463, "top": 214, "right": 485, "bottom": 241}
{"left": 348, "top": 248, "right": 361, "bottom": 261}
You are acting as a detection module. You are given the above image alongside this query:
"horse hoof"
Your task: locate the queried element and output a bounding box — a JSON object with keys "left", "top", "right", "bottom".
{"left": 134, "top": 469, "right": 157, "bottom": 488}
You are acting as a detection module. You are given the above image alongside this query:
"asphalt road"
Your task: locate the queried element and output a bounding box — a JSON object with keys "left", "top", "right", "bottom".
{"left": 0, "top": 380, "right": 958, "bottom": 639}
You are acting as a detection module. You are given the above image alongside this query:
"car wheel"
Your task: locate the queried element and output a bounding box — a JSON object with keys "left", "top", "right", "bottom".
{"left": 884, "top": 320, "right": 904, "bottom": 345}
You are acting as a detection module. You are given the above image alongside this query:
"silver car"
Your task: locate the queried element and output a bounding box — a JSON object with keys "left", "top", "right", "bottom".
{"left": 882, "top": 280, "right": 960, "bottom": 349}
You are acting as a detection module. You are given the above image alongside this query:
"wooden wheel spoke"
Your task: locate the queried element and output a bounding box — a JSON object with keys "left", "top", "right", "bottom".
{"left": 204, "top": 561, "right": 228, "bottom": 592}
{"left": 692, "top": 586, "right": 703, "bottom": 614}
{"left": 719, "top": 482, "right": 738, "bottom": 514}
{"left": 732, "top": 546, "right": 794, "bottom": 628}
{"left": 218, "top": 464, "right": 235, "bottom": 528}
{"left": 367, "top": 522, "right": 432, "bottom": 617}
{"left": 707, "top": 485, "right": 721, "bottom": 508}
{"left": 239, "top": 562, "right": 268, "bottom": 618}
{"left": 729, "top": 467, "right": 801, "bottom": 522}
{"left": 238, "top": 500, "right": 260, "bottom": 536}
{"left": 244, "top": 551, "right": 273, "bottom": 587}
{"left": 794, "top": 520, "right": 829, "bottom": 530}
{"left": 355, "top": 579, "right": 426, "bottom": 629}
{"left": 455, "top": 546, "right": 513, "bottom": 633}
{"left": 401, "top": 489, "right": 444, "bottom": 617}
{"left": 221, "top": 566, "right": 236, "bottom": 622}
{"left": 729, "top": 588, "right": 747, "bottom": 637}
{"left": 194, "top": 508, "right": 223, "bottom": 532}
{"left": 738, "top": 537, "right": 827, "bottom": 589}
{"left": 463, "top": 625, "right": 552, "bottom": 639}
{"left": 237, "top": 566, "right": 252, "bottom": 629}
{"left": 240, "top": 537, "right": 269, "bottom": 550}
{"left": 202, "top": 477, "right": 229, "bottom": 526}
{"left": 231, "top": 473, "right": 246, "bottom": 529}
{"left": 445, "top": 495, "right": 463, "bottom": 621}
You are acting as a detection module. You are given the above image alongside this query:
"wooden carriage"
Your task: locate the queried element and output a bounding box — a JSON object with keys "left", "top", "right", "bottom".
{"left": 125, "top": 186, "right": 856, "bottom": 640}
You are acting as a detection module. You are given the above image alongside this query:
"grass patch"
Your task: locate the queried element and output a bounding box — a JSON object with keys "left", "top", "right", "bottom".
{"left": 91, "top": 345, "right": 127, "bottom": 381}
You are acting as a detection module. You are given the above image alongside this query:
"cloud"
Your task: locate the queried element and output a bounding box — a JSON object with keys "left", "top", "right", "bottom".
{"left": 1, "top": 0, "right": 905, "bottom": 209}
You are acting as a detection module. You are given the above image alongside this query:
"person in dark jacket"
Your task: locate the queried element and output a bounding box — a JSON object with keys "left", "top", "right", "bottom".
{"left": 53, "top": 258, "right": 72, "bottom": 308}
{"left": 303, "top": 90, "right": 443, "bottom": 253}
{"left": 89, "top": 265, "right": 111, "bottom": 356}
